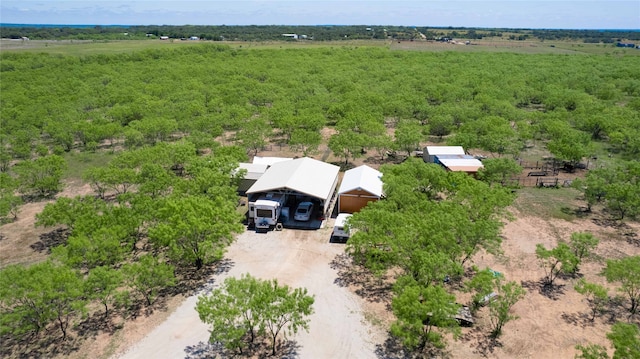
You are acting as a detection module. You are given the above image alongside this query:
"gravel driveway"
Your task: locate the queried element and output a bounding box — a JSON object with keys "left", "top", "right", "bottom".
{"left": 114, "top": 224, "right": 383, "bottom": 359}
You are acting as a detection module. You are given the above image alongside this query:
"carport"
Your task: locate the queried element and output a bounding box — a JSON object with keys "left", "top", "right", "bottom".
{"left": 246, "top": 157, "right": 340, "bottom": 229}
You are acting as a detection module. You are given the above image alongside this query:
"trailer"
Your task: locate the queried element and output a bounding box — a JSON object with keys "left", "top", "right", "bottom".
{"left": 248, "top": 193, "right": 287, "bottom": 231}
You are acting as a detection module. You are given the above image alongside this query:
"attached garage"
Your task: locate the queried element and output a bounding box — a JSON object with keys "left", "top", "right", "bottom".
{"left": 338, "top": 165, "right": 383, "bottom": 214}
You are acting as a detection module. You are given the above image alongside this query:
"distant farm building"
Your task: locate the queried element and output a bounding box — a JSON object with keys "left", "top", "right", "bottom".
{"left": 282, "top": 33, "right": 298, "bottom": 40}
{"left": 437, "top": 155, "right": 484, "bottom": 175}
{"left": 616, "top": 42, "right": 635, "bottom": 48}
{"left": 189, "top": 36, "right": 199, "bottom": 40}
{"left": 159, "top": 36, "right": 169, "bottom": 40}
{"left": 246, "top": 157, "right": 340, "bottom": 217}
{"left": 423, "top": 146, "right": 466, "bottom": 163}
{"left": 423, "top": 146, "right": 484, "bottom": 175}
{"left": 338, "top": 165, "right": 383, "bottom": 214}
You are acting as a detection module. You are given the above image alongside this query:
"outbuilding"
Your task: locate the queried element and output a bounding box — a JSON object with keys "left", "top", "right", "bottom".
{"left": 246, "top": 157, "right": 340, "bottom": 217}
{"left": 337, "top": 165, "right": 383, "bottom": 214}
{"left": 235, "top": 163, "right": 269, "bottom": 195}
{"left": 423, "top": 146, "right": 465, "bottom": 163}
{"left": 437, "top": 156, "right": 484, "bottom": 175}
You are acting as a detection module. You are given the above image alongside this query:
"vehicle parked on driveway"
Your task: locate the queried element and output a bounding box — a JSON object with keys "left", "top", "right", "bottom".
{"left": 294, "top": 201, "right": 314, "bottom": 221}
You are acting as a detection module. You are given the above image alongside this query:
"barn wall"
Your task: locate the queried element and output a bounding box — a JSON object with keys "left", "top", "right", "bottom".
{"left": 338, "top": 190, "right": 379, "bottom": 213}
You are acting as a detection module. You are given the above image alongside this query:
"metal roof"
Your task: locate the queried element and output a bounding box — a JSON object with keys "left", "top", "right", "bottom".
{"left": 236, "top": 163, "right": 268, "bottom": 180}
{"left": 246, "top": 157, "right": 340, "bottom": 202}
{"left": 425, "top": 146, "right": 465, "bottom": 156}
{"left": 252, "top": 156, "right": 294, "bottom": 167}
{"left": 338, "top": 165, "right": 384, "bottom": 197}
{"left": 439, "top": 158, "right": 484, "bottom": 172}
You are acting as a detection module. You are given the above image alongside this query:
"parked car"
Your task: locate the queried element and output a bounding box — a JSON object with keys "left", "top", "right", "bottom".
{"left": 294, "top": 202, "right": 314, "bottom": 221}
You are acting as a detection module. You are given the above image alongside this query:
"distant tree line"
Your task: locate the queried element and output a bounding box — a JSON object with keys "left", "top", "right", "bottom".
{"left": 2, "top": 24, "right": 638, "bottom": 42}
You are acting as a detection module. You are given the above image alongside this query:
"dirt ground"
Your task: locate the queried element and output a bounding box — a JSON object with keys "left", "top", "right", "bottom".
{"left": 112, "top": 226, "right": 385, "bottom": 359}
{"left": 2, "top": 144, "right": 639, "bottom": 359}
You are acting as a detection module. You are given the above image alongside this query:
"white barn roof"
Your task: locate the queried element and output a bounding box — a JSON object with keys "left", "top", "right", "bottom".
{"left": 252, "top": 156, "right": 294, "bottom": 167}
{"left": 246, "top": 157, "right": 340, "bottom": 202}
{"left": 425, "top": 146, "right": 465, "bottom": 156}
{"left": 338, "top": 165, "right": 383, "bottom": 198}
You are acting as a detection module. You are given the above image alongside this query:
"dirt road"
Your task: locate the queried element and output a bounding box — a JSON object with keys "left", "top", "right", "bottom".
{"left": 114, "top": 225, "right": 383, "bottom": 359}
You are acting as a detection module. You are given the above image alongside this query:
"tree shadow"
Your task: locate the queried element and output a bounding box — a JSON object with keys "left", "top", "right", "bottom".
{"left": 0, "top": 330, "right": 82, "bottom": 359}
{"left": 460, "top": 326, "right": 503, "bottom": 358}
{"left": 171, "top": 258, "right": 235, "bottom": 297}
{"left": 560, "top": 206, "right": 590, "bottom": 218}
{"left": 30, "top": 228, "right": 70, "bottom": 253}
{"left": 604, "top": 295, "right": 639, "bottom": 325}
{"left": 560, "top": 311, "right": 592, "bottom": 328}
{"left": 75, "top": 311, "right": 124, "bottom": 338}
{"left": 184, "top": 339, "right": 300, "bottom": 359}
{"left": 520, "top": 279, "right": 566, "bottom": 301}
{"left": 374, "top": 334, "right": 414, "bottom": 359}
{"left": 330, "top": 253, "right": 393, "bottom": 305}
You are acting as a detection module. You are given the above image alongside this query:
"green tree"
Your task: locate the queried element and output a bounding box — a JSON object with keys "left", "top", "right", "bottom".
{"left": 602, "top": 256, "right": 640, "bottom": 315}
{"left": 328, "top": 130, "right": 364, "bottom": 165}
{"left": 477, "top": 158, "right": 522, "bottom": 187}
{"left": 236, "top": 117, "right": 271, "bottom": 156}
{"left": 489, "top": 281, "right": 526, "bottom": 338}
{"left": 196, "top": 274, "right": 314, "bottom": 356}
{"left": 14, "top": 155, "right": 66, "bottom": 198}
{"left": 149, "top": 195, "right": 243, "bottom": 270}
{"left": 607, "top": 322, "right": 640, "bottom": 359}
{"left": 262, "top": 278, "right": 315, "bottom": 355}
{"left": 0, "top": 172, "right": 22, "bottom": 222}
{"left": 547, "top": 129, "right": 592, "bottom": 169}
{"left": 574, "top": 344, "right": 609, "bottom": 359}
{"left": 574, "top": 279, "right": 608, "bottom": 321}
{"left": 394, "top": 119, "right": 425, "bottom": 155}
{"left": 137, "top": 163, "right": 175, "bottom": 198}
{"left": 569, "top": 232, "right": 599, "bottom": 263}
{"left": 391, "top": 283, "right": 460, "bottom": 351}
{"left": 0, "top": 261, "right": 86, "bottom": 341}
{"left": 605, "top": 181, "right": 640, "bottom": 220}
{"left": 53, "top": 226, "right": 131, "bottom": 269}
{"left": 536, "top": 242, "right": 580, "bottom": 286}
{"left": 572, "top": 172, "right": 608, "bottom": 212}
{"left": 289, "top": 129, "right": 321, "bottom": 156}
{"left": 123, "top": 255, "right": 176, "bottom": 306}
{"left": 85, "top": 266, "right": 125, "bottom": 317}
{"left": 465, "top": 267, "right": 502, "bottom": 311}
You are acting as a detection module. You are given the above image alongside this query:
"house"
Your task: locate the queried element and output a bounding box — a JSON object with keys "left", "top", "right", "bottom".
{"left": 337, "top": 165, "right": 383, "bottom": 214}
{"left": 423, "top": 146, "right": 465, "bottom": 163}
{"left": 246, "top": 157, "right": 340, "bottom": 218}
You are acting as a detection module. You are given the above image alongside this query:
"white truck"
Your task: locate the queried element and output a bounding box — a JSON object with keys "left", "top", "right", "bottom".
{"left": 248, "top": 193, "right": 287, "bottom": 231}
{"left": 332, "top": 213, "right": 352, "bottom": 241}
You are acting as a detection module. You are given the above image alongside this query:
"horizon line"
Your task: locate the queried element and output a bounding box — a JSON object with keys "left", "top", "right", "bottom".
{"left": 1, "top": 23, "right": 639, "bottom": 32}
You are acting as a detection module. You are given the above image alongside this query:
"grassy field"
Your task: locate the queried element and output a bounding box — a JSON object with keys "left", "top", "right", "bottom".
{"left": 3, "top": 37, "right": 638, "bottom": 56}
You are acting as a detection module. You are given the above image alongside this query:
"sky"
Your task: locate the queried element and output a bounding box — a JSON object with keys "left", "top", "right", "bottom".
{"left": 1, "top": 1, "right": 639, "bottom": 30}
